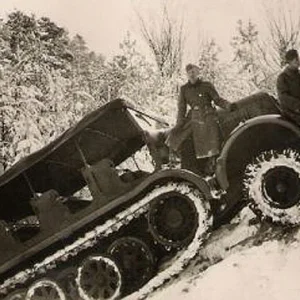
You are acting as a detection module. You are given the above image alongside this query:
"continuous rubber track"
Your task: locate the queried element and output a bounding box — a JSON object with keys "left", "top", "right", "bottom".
{"left": 0, "top": 181, "right": 212, "bottom": 299}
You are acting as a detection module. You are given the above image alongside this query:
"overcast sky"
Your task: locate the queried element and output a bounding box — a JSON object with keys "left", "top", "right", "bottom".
{"left": 0, "top": 0, "right": 297, "bottom": 62}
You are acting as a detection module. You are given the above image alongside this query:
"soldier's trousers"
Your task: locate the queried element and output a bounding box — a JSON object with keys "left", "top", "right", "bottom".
{"left": 180, "top": 135, "right": 216, "bottom": 176}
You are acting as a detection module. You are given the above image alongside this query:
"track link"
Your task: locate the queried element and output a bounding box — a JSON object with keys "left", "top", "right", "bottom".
{"left": 0, "top": 181, "right": 212, "bottom": 299}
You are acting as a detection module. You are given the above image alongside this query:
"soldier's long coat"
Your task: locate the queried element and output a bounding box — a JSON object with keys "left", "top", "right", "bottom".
{"left": 168, "top": 79, "right": 231, "bottom": 159}
{"left": 277, "top": 67, "right": 300, "bottom": 123}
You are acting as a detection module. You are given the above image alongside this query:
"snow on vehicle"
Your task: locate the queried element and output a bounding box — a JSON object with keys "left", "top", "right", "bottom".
{"left": 0, "top": 93, "right": 297, "bottom": 300}
{"left": 216, "top": 93, "right": 300, "bottom": 226}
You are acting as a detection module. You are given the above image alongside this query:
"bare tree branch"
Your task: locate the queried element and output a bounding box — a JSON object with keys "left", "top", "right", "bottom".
{"left": 135, "top": 2, "right": 185, "bottom": 78}
{"left": 262, "top": 1, "right": 300, "bottom": 68}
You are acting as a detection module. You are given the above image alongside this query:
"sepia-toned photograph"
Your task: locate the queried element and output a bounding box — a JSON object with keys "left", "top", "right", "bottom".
{"left": 0, "top": 0, "right": 300, "bottom": 299}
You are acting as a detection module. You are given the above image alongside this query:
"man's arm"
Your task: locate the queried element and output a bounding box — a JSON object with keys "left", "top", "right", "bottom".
{"left": 208, "top": 82, "right": 232, "bottom": 110}
{"left": 175, "top": 86, "right": 187, "bottom": 128}
{"left": 277, "top": 74, "right": 300, "bottom": 111}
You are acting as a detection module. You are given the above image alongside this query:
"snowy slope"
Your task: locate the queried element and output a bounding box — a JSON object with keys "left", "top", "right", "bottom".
{"left": 149, "top": 239, "right": 300, "bottom": 300}
{"left": 129, "top": 207, "right": 300, "bottom": 300}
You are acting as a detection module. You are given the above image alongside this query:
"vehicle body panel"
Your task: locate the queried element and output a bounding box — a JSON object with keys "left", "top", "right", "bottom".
{"left": 0, "top": 99, "right": 145, "bottom": 220}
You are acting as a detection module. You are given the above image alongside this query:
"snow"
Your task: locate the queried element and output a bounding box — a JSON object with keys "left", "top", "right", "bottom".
{"left": 1, "top": 181, "right": 209, "bottom": 299}
{"left": 150, "top": 236, "right": 300, "bottom": 300}
{"left": 124, "top": 182, "right": 212, "bottom": 300}
{"left": 2, "top": 9, "right": 300, "bottom": 300}
{"left": 139, "top": 207, "right": 300, "bottom": 300}
{"left": 149, "top": 239, "right": 300, "bottom": 300}
{"left": 26, "top": 279, "right": 66, "bottom": 300}
{"left": 245, "top": 150, "right": 300, "bottom": 224}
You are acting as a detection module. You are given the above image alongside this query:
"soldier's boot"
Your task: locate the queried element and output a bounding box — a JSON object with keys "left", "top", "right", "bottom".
{"left": 206, "top": 173, "right": 228, "bottom": 217}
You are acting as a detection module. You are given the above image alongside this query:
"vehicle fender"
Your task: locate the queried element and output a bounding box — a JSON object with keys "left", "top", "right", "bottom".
{"left": 138, "top": 168, "right": 213, "bottom": 201}
{"left": 216, "top": 115, "right": 300, "bottom": 190}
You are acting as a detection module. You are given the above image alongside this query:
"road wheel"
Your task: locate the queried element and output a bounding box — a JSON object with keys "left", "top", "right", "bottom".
{"left": 77, "top": 255, "right": 121, "bottom": 300}
{"left": 107, "top": 236, "right": 154, "bottom": 293}
{"left": 25, "top": 279, "right": 66, "bottom": 300}
{"left": 4, "top": 289, "right": 26, "bottom": 300}
{"left": 56, "top": 267, "right": 79, "bottom": 300}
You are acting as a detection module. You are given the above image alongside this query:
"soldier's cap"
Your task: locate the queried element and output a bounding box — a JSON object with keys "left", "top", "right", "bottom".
{"left": 285, "top": 49, "right": 299, "bottom": 62}
{"left": 185, "top": 63, "right": 200, "bottom": 72}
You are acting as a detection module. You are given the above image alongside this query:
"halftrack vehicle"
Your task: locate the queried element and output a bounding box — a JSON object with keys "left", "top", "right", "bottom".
{"left": 0, "top": 93, "right": 300, "bottom": 300}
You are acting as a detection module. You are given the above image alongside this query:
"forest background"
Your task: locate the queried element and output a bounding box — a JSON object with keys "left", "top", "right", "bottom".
{"left": 0, "top": 0, "right": 299, "bottom": 170}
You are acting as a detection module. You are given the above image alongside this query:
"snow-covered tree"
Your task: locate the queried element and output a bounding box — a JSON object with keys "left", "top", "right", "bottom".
{"left": 231, "top": 20, "right": 263, "bottom": 88}
{"left": 197, "top": 39, "right": 222, "bottom": 84}
{"left": 0, "top": 11, "right": 100, "bottom": 167}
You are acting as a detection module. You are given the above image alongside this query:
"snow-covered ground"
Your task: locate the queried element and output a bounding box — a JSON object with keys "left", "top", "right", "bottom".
{"left": 150, "top": 239, "right": 300, "bottom": 300}
{"left": 130, "top": 207, "right": 300, "bottom": 300}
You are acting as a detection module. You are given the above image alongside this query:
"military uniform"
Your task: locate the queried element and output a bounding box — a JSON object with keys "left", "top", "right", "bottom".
{"left": 277, "top": 67, "right": 300, "bottom": 123}
{"left": 168, "top": 79, "right": 232, "bottom": 161}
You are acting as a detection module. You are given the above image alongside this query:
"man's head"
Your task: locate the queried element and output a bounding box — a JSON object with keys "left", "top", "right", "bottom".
{"left": 285, "top": 49, "right": 300, "bottom": 69}
{"left": 185, "top": 64, "right": 200, "bottom": 83}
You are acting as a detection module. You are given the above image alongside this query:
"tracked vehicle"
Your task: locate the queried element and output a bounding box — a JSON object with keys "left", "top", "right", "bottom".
{"left": 1, "top": 93, "right": 300, "bottom": 300}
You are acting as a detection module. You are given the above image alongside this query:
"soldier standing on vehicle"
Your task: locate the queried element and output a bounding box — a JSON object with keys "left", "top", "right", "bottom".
{"left": 277, "top": 49, "right": 300, "bottom": 124}
{"left": 167, "top": 63, "right": 236, "bottom": 175}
